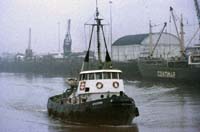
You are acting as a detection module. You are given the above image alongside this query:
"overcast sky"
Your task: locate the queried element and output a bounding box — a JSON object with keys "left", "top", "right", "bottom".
{"left": 0, "top": 0, "right": 198, "bottom": 54}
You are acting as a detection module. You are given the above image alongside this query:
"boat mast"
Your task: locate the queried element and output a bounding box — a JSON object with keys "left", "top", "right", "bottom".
{"left": 180, "top": 14, "right": 185, "bottom": 54}
{"left": 96, "top": 0, "right": 112, "bottom": 68}
{"left": 109, "top": 0, "right": 113, "bottom": 57}
{"left": 149, "top": 20, "right": 153, "bottom": 55}
{"left": 95, "top": 0, "right": 103, "bottom": 66}
{"left": 82, "top": 0, "right": 112, "bottom": 70}
{"left": 170, "top": 6, "right": 185, "bottom": 57}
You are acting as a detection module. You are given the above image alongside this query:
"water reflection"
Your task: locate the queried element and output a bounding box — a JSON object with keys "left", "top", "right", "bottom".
{"left": 47, "top": 121, "right": 139, "bottom": 132}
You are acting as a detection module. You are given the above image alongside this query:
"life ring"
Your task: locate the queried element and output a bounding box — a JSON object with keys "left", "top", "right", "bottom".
{"left": 113, "top": 81, "right": 119, "bottom": 88}
{"left": 96, "top": 82, "right": 103, "bottom": 89}
{"left": 80, "top": 81, "right": 86, "bottom": 91}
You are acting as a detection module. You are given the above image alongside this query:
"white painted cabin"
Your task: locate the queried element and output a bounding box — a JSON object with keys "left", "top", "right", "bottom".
{"left": 74, "top": 69, "right": 125, "bottom": 102}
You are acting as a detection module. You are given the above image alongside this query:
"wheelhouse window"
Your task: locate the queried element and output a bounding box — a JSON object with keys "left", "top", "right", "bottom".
{"left": 88, "top": 73, "right": 95, "bottom": 80}
{"left": 80, "top": 74, "right": 83, "bottom": 80}
{"left": 80, "top": 72, "right": 121, "bottom": 80}
{"left": 103, "top": 72, "right": 111, "bottom": 79}
{"left": 112, "top": 72, "right": 118, "bottom": 79}
{"left": 96, "top": 72, "right": 102, "bottom": 79}
{"left": 80, "top": 74, "right": 87, "bottom": 80}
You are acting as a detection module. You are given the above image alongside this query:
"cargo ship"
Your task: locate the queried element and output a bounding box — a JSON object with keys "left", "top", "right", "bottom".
{"left": 137, "top": 5, "right": 200, "bottom": 84}
{"left": 138, "top": 54, "right": 200, "bottom": 83}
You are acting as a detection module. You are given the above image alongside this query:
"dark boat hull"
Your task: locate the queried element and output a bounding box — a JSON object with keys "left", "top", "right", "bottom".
{"left": 47, "top": 94, "right": 139, "bottom": 125}
{"left": 138, "top": 60, "right": 200, "bottom": 84}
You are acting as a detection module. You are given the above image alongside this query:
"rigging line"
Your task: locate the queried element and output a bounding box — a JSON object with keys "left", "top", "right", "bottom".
{"left": 100, "top": 25, "right": 109, "bottom": 51}
{"left": 84, "top": 24, "right": 88, "bottom": 50}
{"left": 85, "top": 15, "right": 96, "bottom": 25}
{"left": 186, "top": 26, "right": 200, "bottom": 47}
{"left": 88, "top": 26, "right": 95, "bottom": 50}
{"left": 101, "top": 25, "right": 111, "bottom": 62}
{"left": 150, "top": 22, "right": 167, "bottom": 57}
{"left": 84, "top": 25, "right": 95, "bottom": 63}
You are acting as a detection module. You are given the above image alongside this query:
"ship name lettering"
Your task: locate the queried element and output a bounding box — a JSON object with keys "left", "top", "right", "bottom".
{"left": 157, "top": 71, "right": 176, "bottom": 78}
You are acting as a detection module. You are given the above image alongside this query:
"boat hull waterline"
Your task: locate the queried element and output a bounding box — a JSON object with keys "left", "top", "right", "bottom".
{"left": 47, "top": 94, "right": 139, "bottom": 125}
{"left": 138, "top": 61, "right": 200, "bottom": 83}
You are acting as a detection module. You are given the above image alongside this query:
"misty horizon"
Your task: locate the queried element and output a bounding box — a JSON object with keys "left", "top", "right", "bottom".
{"left": 0, "top": 0, "right": 198, "bottom": 55}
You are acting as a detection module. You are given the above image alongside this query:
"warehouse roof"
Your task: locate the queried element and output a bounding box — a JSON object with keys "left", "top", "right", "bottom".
{"left": 112, "top": 34, "right": 149, "bottom": 46}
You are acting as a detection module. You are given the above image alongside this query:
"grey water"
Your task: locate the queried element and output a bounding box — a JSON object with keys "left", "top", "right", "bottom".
{"left": 0, "top": 73, "right": 200, "bottom": 132}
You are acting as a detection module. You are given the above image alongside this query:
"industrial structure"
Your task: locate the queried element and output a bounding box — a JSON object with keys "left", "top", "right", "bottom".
{"left": 63, "top": 19, "right": 72, "bottom": 57}
{"left": 25, "top": 28, "right": 33, "bottom": 60}
{"left": 112, "top": 32, "right": 180, "bottom": 62}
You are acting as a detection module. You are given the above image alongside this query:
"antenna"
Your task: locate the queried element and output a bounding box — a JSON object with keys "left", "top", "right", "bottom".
{"left": 96, "top": 0, "right": 99, "bottom": 18}
{"left": 109, "top": 0, "right": 113, "bottom": 56}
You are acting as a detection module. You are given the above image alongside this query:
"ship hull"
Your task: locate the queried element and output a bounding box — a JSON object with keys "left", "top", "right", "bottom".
{"left": 47, "top": 94, "right": 139, "bottom": 125}
{"left": 113, "top": 60, "right": 141, "bottom": 80}
{"left": 138, "top": 60, "right": 200, "bottom": 84}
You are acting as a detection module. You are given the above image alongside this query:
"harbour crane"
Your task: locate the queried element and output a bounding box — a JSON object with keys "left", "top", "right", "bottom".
{"left": 194, "top": 0, "right": 200, "bottom": 27}
{"left": 63, "top": 19, "right": 72, "bottom": 57}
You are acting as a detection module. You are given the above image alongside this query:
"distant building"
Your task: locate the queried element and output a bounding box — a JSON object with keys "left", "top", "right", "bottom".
{"left": 50, "top": 52, "right": 63, "bottom": 59}
{"left": 69, "top": 51, "right": 95, "bottom": 60}
{"left": 25, "top": 49, "right": 33, "bottom": 59}
{"left": 112, "top": 33, "right": 180, "bottom": 62}
{"left": 0, "top": 52, "right": 16, "bottom": 62}
{"left": 15, "top": 53, "right": 25, "bottom": 61}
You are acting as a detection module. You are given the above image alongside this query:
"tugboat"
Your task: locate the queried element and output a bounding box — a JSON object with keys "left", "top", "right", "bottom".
{"left": 47, "top": 2, "right": 139, "bottom": 125}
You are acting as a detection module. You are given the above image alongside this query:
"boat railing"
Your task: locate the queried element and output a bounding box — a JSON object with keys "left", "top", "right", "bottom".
{"left": 188, "top": 54, "right": 200, "bottom": 65}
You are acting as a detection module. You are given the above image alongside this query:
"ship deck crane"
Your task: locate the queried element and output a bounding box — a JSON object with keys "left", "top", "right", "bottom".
{"left": 186, "top": 0, "right": 200, "bottom": 47}
{"left": 170, "top": 6, "right": 185, "bottom": 57}
{"left": 194, "top": 0, "right": 200, "bottom": 27}
{"left": 149, "top": 22, "right": 167, "bottom": 57}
